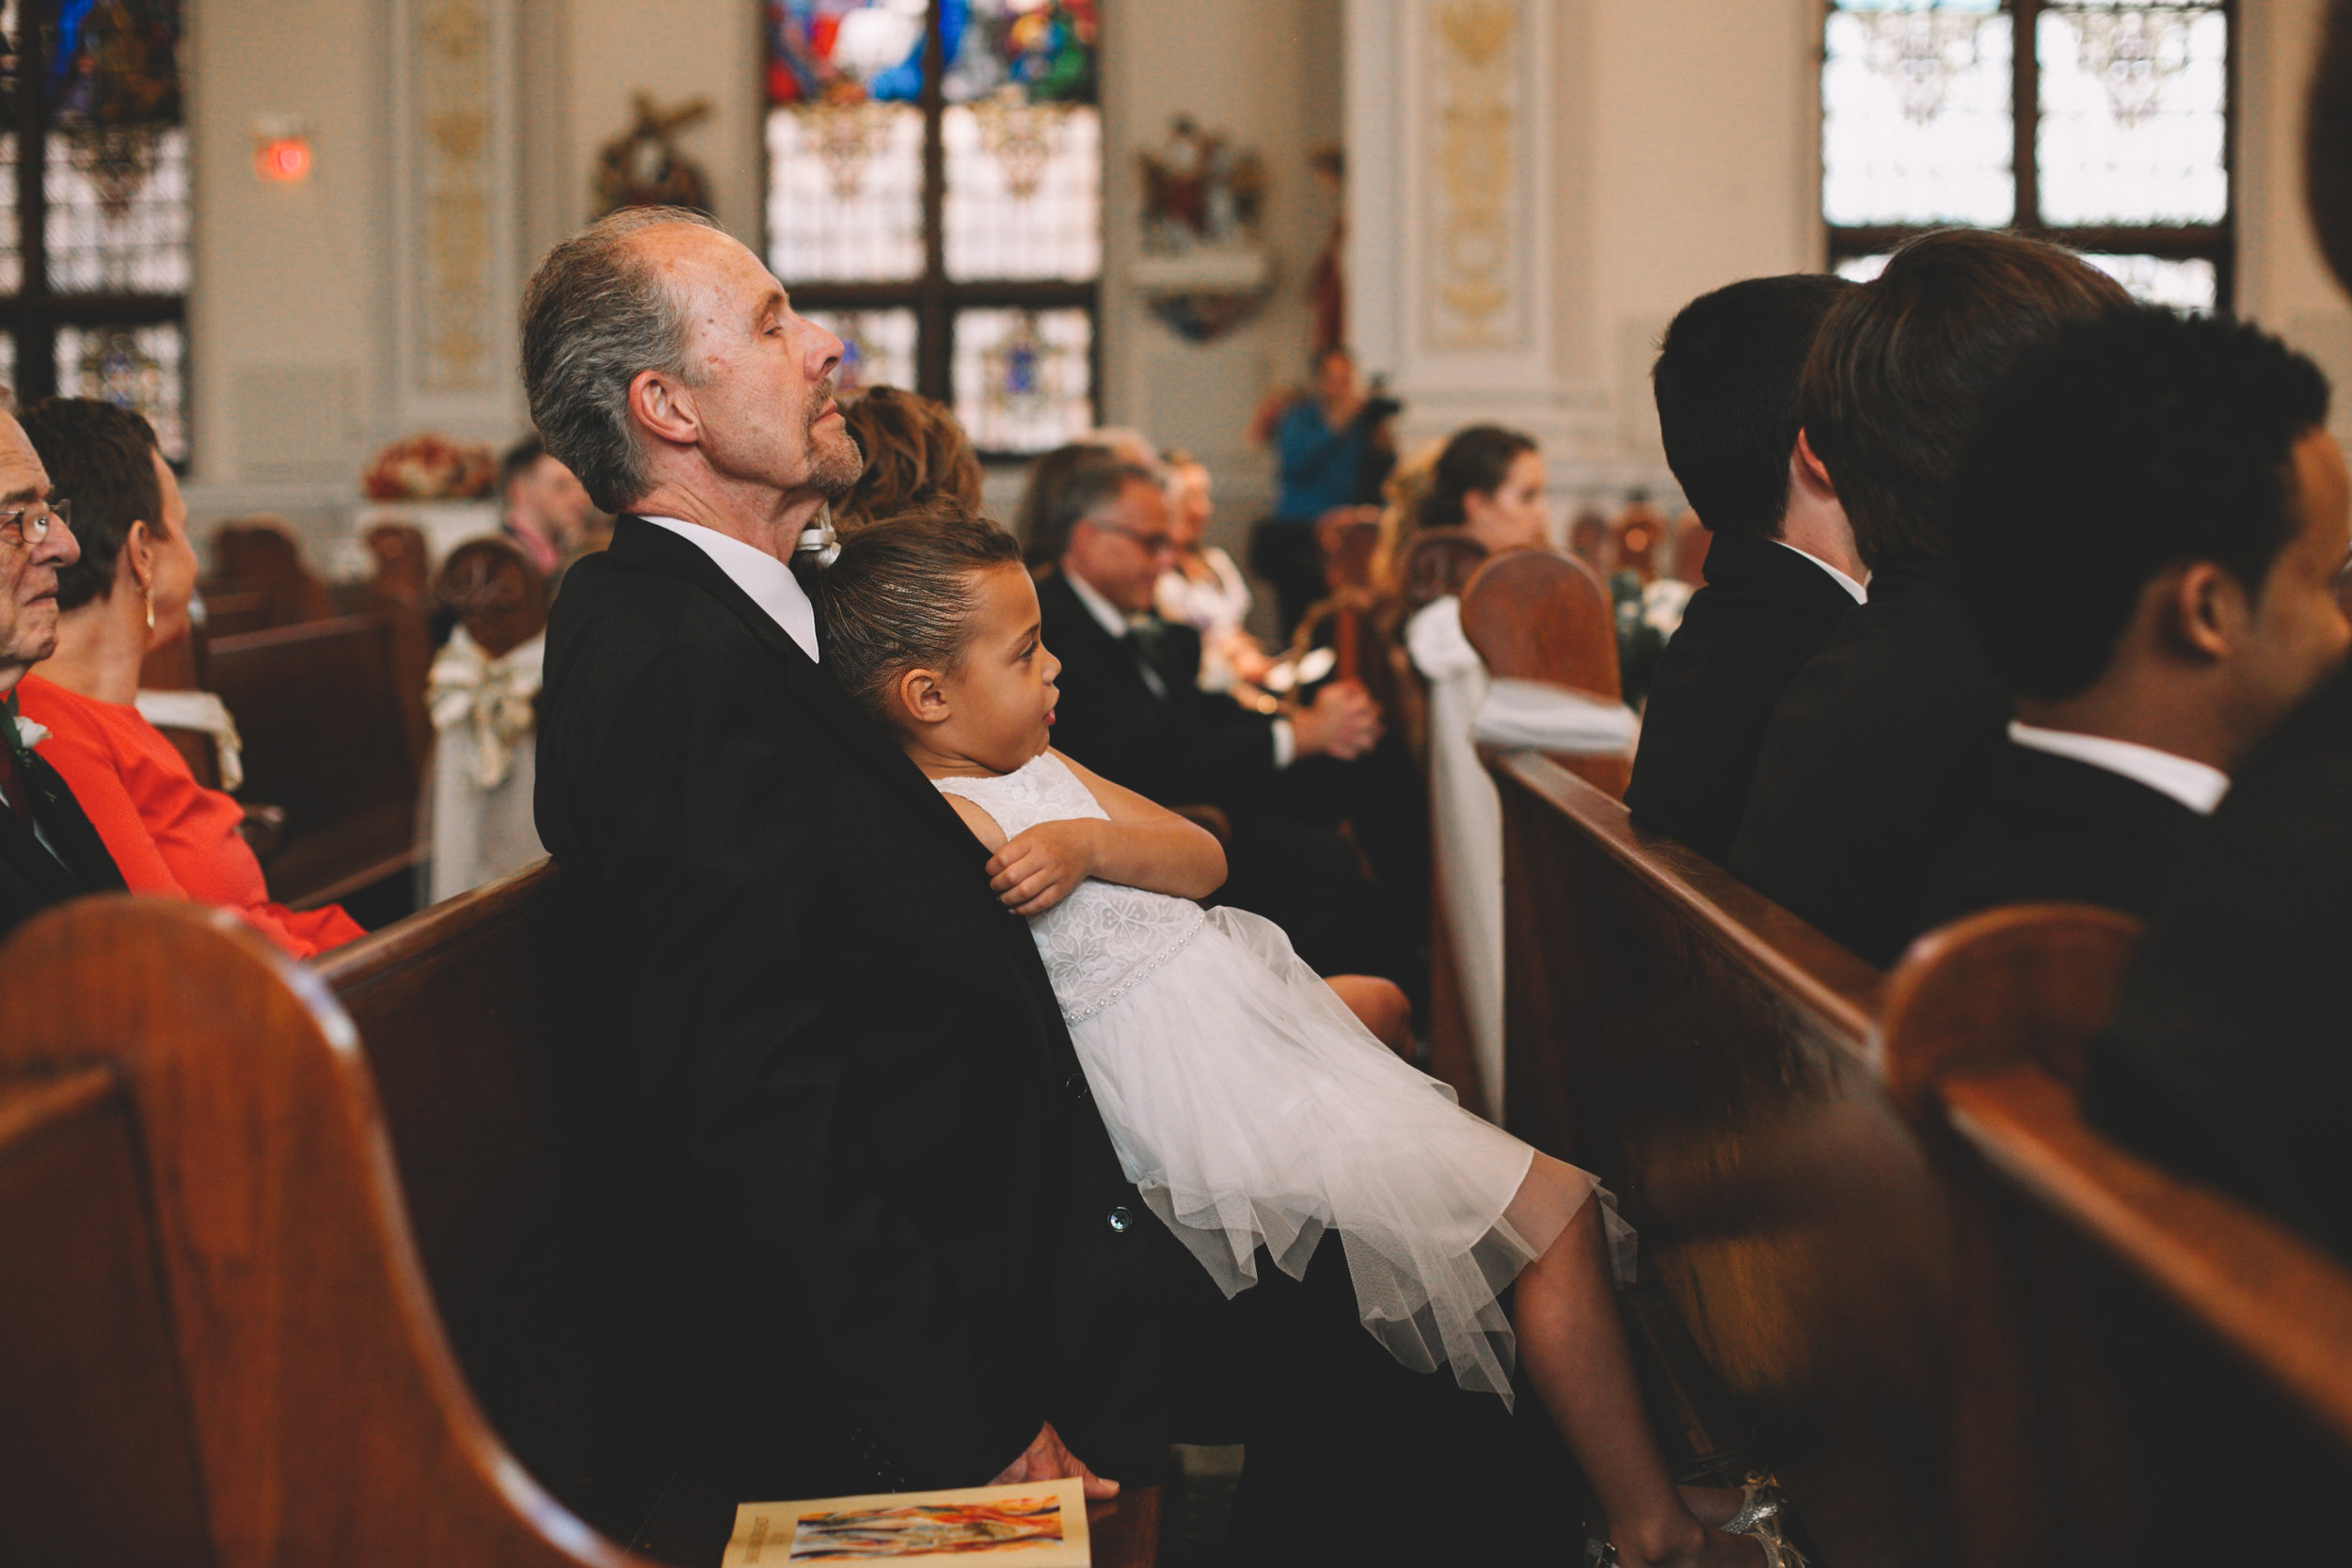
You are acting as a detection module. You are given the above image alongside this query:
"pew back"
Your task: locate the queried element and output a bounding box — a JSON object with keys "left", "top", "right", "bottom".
{"left": 1491, "top": 752, "right": 1953, "bottom": 1563}
{"left": 1881, "top": 906, "right": 2352, "bottom": 1565}
{"left": 209, "top": 612, "right": 421, "bottom": 908}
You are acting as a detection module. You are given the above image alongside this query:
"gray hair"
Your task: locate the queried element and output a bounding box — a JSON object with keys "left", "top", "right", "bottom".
{"left": 519, "top": 205, "right": 723, "bottom": 514}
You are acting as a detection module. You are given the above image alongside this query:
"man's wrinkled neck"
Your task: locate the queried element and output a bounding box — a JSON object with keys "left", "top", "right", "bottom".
{"left": 630, "top": 471, "right": 831, "bottom": 564}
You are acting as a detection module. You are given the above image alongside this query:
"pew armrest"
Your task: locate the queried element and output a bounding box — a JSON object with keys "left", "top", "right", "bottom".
{"left": 1943, "top": 1062, "right": 2352, "bottom": 1449}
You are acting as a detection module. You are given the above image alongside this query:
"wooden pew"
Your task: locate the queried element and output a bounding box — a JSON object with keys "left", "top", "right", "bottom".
{"left": 208, "top": 612, "right": 423, "bottom": 909}
{"left": 1491, "top": 752, "right": 1948, "bottom": 1561}
{"left": 208, "top": 517, "right": 334, "bottom": 628}
{"left": 1459, "top": 546, "right": 1629, "bottom": 798}
{"left": 0, "top": 882, "right": 1161, "bottom": 1567}
{"left": 1881, "top": 906, "right": 2352, "bottom": 1565}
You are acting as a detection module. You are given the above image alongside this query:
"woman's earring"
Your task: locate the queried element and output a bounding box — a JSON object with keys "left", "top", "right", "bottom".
{"left": 142, "top": 580, "right": 155, "bottom": 633}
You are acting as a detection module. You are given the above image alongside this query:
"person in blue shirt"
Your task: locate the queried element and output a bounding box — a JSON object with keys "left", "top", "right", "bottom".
{"left": 1249, "top": 348, "right": 1397, "bottom": 638}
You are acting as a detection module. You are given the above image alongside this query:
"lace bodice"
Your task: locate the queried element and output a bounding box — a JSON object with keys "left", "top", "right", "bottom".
{"left": 934, "top": 752, "right": 1208, "bottom": 1024}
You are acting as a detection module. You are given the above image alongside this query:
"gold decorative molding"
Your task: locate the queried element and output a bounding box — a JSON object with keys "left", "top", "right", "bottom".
{"left": 1429, "top": 0, "right": 1518, "bottom": 349}
{"left": 414, "top": 0, "right": 495, "bottom": 391}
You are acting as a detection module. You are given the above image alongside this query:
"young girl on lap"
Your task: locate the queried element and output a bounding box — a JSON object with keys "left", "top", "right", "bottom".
{"left": 808, "top": 503, "right": 1786, "bottom": 1568}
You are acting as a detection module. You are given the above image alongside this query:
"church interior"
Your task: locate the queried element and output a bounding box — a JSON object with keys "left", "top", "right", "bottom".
{"left": 9, "top": 2, "right": 2352, "bottom": 1565}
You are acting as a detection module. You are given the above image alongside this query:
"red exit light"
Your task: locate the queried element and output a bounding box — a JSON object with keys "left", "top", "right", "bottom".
{"left": 256, "top": 137, "right": 310, "bottom": 182}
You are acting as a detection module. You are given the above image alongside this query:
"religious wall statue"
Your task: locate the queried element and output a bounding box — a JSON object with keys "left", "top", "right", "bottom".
{"left": 1135, "top": 115, "right": 1274, "bottom": 343}
{"left": 592, "top": 92, "right": 715, "bottom": 218}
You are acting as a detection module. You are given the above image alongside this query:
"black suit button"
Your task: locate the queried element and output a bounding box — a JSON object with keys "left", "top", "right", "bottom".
{"left": 1065, "top": 1072, "right": 1090, "bottom": 1103}
{"left": 1105, "top": 1206, "right": 1134, "bottom": 1234}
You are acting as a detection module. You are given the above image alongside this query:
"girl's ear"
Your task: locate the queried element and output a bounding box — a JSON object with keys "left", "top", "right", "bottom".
{"left": 894, "top": 666, "right": 952, "bottom": 727}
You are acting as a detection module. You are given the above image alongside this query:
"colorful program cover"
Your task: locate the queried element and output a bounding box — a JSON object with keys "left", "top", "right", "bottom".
{"left": 721, "top": 1477, "right": 1090, "bottom": 1565}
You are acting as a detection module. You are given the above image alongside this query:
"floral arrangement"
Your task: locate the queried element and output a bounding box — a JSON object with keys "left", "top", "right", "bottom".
{"left": 363, "top": 434, "right": 498, "bottom": 501}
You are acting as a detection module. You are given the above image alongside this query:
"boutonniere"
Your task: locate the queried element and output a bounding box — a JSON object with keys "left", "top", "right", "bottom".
{"left": 11, "top": 715, "right": 44, "bottom": 751}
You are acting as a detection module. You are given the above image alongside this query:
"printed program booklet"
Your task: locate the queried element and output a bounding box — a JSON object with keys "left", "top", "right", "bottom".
{"left": 720, "top": 1477, "right": 1091, "bottom": 1564}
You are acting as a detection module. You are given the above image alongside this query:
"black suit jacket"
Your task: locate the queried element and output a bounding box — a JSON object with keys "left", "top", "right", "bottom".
{"left": 1625, "top": 531, "right": 1859, "bottom": 865}
{"left": 0, "top": 721, "right": 124, "bottom": 938}
{"left": 1728, "top": 553, "right": 2010, "bottom": 968}
{"left": 1914, "top": 740, "right": 2205, "bottom": 935}
{"left": 1037, "top": 571, "right": 1277, "bottom": 810}
{"left": 534, "top": 519, "right": 1167, "bottom": 1488}
{"left": 2082, "top": 662, "right": 2352, "bottom": 1263}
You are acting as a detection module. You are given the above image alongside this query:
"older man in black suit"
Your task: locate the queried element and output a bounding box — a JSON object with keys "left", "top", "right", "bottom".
{"left": 524, "top": 209, "right": 1565, "bottom": 1562}
{"left": 0, "top": 406, "right": 122, "bottom": 936}
{"left": 1915, "top": 309, "right": 2350, "bottom": 936}
{"left": 1626, "top": 274, "right": 1864, "bottom": 865}
{"left": 1028, "top": 450, "right": 1389, "bottom": 975}
{"left": 1727, "top": 230, "right": 2130, "bottom": 966}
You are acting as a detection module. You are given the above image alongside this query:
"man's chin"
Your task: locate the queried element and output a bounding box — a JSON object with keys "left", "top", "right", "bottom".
{"left": 810, "top": 425, "right": 866, "bottom": 499}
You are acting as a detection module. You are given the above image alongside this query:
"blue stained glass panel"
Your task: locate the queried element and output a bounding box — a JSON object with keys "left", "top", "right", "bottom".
{"left": 768, "top": 0, "right": 930, "bottom": 105}
{"left": 946, "top": 0, "right": 1097, "bottom": 105}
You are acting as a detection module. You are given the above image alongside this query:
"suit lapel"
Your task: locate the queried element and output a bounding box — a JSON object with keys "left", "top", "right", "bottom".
{"left": 607, "top": 517, "right": 987, "bottom": 855}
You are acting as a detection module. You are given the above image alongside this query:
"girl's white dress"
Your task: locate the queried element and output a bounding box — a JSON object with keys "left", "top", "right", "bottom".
{"left": 935, "top": 751, "right": 1630, "bottom": 1403}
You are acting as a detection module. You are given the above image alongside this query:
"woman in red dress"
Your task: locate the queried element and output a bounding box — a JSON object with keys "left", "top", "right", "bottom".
{"left": 14, "top": 398, "right": 361, "bottom": 958}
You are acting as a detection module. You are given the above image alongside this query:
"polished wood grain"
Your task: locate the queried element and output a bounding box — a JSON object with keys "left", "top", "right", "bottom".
{"left": 0, "top": 1069, "right": 217, "bottom": 1568}
{"left": 1882, "top": 905, "right": 2352, "bottom": 1564}
{"left": 208, "top": 612, "right": 422, "bottom": 909}
{"left": 1460, "top": 547, "right": 1631, "bottom": 797}
{"left": 1491, "top": 752, "right": 1947, "bottom": 1567}
{"left": 0, "top": 896, "right": 649, "bottom": 1568}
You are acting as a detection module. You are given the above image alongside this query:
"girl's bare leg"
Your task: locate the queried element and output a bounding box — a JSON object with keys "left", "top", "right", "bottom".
{"left": 1325, "top": 974, "right": 1413, "bottom": 1056}
{"left": 1513, "top": 1201, "right": 1762, "bottom": 1567}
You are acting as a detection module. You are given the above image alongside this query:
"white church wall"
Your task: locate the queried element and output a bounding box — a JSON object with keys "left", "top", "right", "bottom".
{"left": 175, "top": 0, "right": 2352, "bottom": 563}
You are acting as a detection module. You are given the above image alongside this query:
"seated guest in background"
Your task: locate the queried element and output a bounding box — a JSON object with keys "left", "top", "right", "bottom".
{"left": 1415, "top": 424, "right": 1551, "bottom": 562}
{"left": 1027, "top": 447, "right": 1390, "bottom": 975}
{"left": 832, "top": 385, "right": 984, "bottom": 532}
{"left": 0, "top": 401, "right": 122, "bottom": 936}
{"left": 500, "top": 435, "right": 599, "bottom": 581}
{"left": 1627, "top": 274, "right": 1863, "bottom": 866}
{"left": 1153, "top": 447, "right": 1272, "bottom": 692}
{"left": 1727, "top": 230, "right": 2129, "bottom": 966}
{"left": 16, "top": 398, "right": 363, "bottom": 958}
{"left": 1250, "top": 347, "right": 1399, "bottom": 638}
{"left": 1917, "top": 309, "right": 2349, "bottom": 933}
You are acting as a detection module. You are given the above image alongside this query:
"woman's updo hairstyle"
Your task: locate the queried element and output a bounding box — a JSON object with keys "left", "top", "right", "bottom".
{"left": 1417, "top": 423, "right": 1536, "bottom": 532}
{"left": 807, "top": 497, "right": 1024, "bottom": 726}
{"left": 834, "top": 387, "right": 986, "bottom": 533}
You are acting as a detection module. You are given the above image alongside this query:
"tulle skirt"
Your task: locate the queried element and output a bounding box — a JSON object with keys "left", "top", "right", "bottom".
{"left": 1071, "top": 906, "right": 1633, "bottom": 1403}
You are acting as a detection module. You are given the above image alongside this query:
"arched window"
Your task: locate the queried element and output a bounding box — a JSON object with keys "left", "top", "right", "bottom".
{"left": 1822, "top": 0, "right": 2231, "bottom": 309}
{"left": 0, "top": 0, "right": 189, "bottom": 461}
{"left": 763, "top": 1, "right": 1101, "bottom": 457}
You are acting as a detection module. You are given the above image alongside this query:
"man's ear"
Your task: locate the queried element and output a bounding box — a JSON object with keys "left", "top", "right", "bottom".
{"left": 1794, "top": 428, "right": 1836, "bottom": 497}
{"left": 2162, "top": 560, "right": 2240, "bottom": 663}
{"left": 628, "top": 368, "right": 699, "bottom": 449}
{"left": 894, "top": 666, "right": 953, "bottom": 728}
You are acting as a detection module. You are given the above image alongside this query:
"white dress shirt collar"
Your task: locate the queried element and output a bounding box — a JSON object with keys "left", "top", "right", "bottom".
{"left": 1065, "top": 567, "right": 1135, "bottom": 642}
{"left": 1770, "top": 539, "right": 1868, "bottom": 605}
{"left": 2008, "top": 721, "right": 2231, "bottom": 816}
{"left": 642, "top": 515, "right": 820, "bottom": 663}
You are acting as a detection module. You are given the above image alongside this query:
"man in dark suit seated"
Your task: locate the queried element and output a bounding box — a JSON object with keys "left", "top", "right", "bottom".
{"left": 1916, "top": 309, "right": 2350, "bottom": 935}
{"left": 0, "top": 404, "right": 123, "bottom": 936}
{"left": 523, "top": 208, "right": 1568, "bottom": 1561}
{"left": 1025, "top": 448, "right": 1389, "bottom": 975}
{"left": 1626, "top": 274, "right": 1864, "bottom": 865}
{"left": 1727, "top": 231, "right": 2130, "bottom": 966}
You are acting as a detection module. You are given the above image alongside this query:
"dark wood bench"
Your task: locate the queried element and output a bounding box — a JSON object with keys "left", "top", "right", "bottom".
{"left": 207, "top": 612, "right": 424, "bottom": 910}
{"left": 1495, "top": 752, "right": 2352, "bottom": 1563}
{"left": 1881, "top": 904, "right": 2352, "bottom": 1564}
{"left": 0, "top": 879, "right": 1159, "bottom": 1566}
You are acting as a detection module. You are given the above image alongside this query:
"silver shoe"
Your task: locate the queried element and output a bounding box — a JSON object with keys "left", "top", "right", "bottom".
{"left": 1721, "top": 1474, "right": 1810, "bottom": 1568}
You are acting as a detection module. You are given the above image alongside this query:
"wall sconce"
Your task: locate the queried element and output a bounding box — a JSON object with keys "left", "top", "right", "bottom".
{"left": 249, "top": 114, "right": 313, "bottom": 182}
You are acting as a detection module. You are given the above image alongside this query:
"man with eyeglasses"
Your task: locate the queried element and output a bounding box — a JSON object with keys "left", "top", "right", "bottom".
{"left": 0, "top": 408, "right": 126, "bottom": 936}
{"left": 1031, "top": 448, "right": 1386, "bottom": 976}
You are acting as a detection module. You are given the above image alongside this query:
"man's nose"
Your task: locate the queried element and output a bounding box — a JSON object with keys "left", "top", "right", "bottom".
{"left": 38, "top": 520, "right": 79, "bottom": 567}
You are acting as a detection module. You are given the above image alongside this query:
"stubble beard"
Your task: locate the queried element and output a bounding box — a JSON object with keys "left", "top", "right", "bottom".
{"left": 807, "top": 417, "right": 865, "bottom": 499}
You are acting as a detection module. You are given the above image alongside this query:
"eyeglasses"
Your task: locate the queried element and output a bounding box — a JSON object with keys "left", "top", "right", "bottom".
{"left": 0, "top": 498, "right": 68, "bottom": 550}
{"left": 1089, "top": 517, "right": 1179, "bottom": 559}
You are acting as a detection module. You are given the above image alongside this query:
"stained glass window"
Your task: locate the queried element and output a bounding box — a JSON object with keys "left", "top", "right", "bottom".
{"left": 764, "top": 0, "right": 1102, "bottom": 454}
{"left": 1822, "top": 0, "right": 2233, "bottom": 309}
{"left": 0, "top": 0, "right": 189, "bottom": 457}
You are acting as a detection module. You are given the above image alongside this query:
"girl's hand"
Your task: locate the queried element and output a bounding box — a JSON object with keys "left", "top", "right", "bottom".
{"left": 988, "top": 820, "right": 1102, "bottom": 916}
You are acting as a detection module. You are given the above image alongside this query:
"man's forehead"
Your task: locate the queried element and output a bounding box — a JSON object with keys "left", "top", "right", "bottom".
{"left": 0, "top": 413, "right": 49, "bottom": 501}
